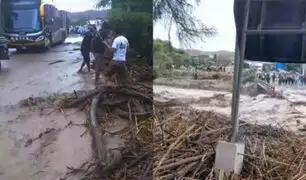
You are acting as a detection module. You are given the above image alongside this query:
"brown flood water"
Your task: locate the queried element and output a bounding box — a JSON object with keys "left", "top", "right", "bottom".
{"left": 0, "top": 106, "right": 92, "bottom": 180}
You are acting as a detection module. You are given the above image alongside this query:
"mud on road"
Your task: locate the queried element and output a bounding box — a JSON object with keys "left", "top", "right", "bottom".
{"left": 0, "top": 39, "right": 95, "bottom": 106}
{"left": 0, "top": 106, "right": 92, "bottom": 180}
{"left": 154, "top": 85, "right": 306, "bottom": 133}
{"left": 0, "top": 37, "right": 99, "bottom": 180}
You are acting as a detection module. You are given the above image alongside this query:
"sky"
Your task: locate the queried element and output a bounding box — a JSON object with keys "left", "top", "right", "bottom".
{"left": 52, "top": 0, "right": 236, "bottom": 52}
{"left": 52, "top": 0, "right": 96, "bottom": 12}
{"left": 153, "top": 0, "right": 236, "bottom": 52}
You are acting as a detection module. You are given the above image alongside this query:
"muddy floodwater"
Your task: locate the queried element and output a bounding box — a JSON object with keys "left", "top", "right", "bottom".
{"left": 154, "top": 85, "right": 306, "bottom": 133}
{"left": 0, "top": 37, "right": 95, "bottom": 106}
{"left": 0, "top": 36, "right": 96, "bottom": 180}
{"left": 2, "top": 35, "right": 306, "bottom": 179}
{"left": 0, "top": 106, "right": 92, "bottom": 180}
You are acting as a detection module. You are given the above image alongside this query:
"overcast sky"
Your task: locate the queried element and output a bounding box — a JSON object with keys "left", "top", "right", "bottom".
{"left": 53, "top": 0, "right": 235, "bottom": 52}
{"left": 52, "top": 0, "right": 96, "bottom": 12}
{"left": 154, "top": 0, "right": 236, "bottom": 52}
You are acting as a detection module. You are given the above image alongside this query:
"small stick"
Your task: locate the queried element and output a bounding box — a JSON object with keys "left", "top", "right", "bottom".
{"left": 205, "top": 167, "right": 214, "bottom": 180}
{"left": 127, "top": 101, "right": 132, "bottom": 121}
{"left": 296, "top": 174, "right": 306, "bottom": 180}
{"left": 154, "top": 124, "right": 196, "bottom": 175}
{"left": 291, "top": 162, "right": 304, "bottom": 180}
{"left": 285, "top": 148, "right": 303, "bottom": 173}
{"left": 263, "top": 165, "right": 282, "bottom": 176}
{"left": 240, "top": 153, "right": 293, "bottom": 167}
{"left": 116, "top": 151, "right": 151, "bottom": 179}
{"left": 80, "top": 129, "right": 88, "bottom": 137}
{"left": 135, "top": 115, "right": 139, "bottom": 135}
{"left": 297, "top": 148, "right": 306, "bottom": 168}
{"left": 178, "top": 161, "right": 198, "bottom": 177}
{"left": 193, "top": 153, "right": 209, "bottom": 178}
{"left": 157, "top": 154, "right": 207, "bottom": 171}
{"left": 245, "top": 159, "right": 263, "bottom": 178}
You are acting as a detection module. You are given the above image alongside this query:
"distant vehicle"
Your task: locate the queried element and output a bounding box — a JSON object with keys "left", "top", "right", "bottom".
{"left": 0, "top": 0, "right": 69, "bottom": 52}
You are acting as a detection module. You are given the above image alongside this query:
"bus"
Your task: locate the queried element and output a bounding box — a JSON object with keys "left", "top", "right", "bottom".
{"left": 1, "top": 0, "right": 68, "bottom": 51}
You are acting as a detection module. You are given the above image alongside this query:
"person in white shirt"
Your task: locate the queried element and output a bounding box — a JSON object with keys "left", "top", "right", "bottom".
{"left": 104, "top": 28, "right": 129, "bottom": 85}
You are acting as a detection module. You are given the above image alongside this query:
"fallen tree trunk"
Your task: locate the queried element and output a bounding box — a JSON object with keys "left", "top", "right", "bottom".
{"left": 89, "top": 94, "right": 122, "bottom": 172}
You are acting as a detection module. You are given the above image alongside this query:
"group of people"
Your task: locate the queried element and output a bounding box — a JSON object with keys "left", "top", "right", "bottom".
{"left": 261, "top": 72, "right": 306, "bottom": 86}
{"left": 69, "top": 25, "right": 89, "bottom": 35}
{"left": 78, "top": 22, "right": 129, "bottom": 85}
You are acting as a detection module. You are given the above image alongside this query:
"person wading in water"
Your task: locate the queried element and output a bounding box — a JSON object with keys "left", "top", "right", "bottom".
{"left": 91, "top": 28, "right": 109, "bottom": 83}
{"left": 78, "top": 25, "right": 96, "bottom": 73}
{"left": 103, "top": 28, "right": 129, "bottom": 86}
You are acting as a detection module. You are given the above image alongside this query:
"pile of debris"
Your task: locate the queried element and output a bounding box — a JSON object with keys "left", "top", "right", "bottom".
{"left": 153, "top": 106, "right": 306, "bottom": 179}
{"left": 197, "top": 71, "right": 232, "bottom": 81}
{"left": 58, "top": 67, "right": 154, "bottom": 180}
{"left": 59, "top": 91, "right": 306, "bottom": 180}
{"left": 49, "top": 66, "right": 306, "bottom": 179}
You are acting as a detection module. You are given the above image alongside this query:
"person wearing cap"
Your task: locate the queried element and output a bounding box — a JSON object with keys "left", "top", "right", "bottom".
{"left": 77, "top": 25, "right": 96, "bottom": 73}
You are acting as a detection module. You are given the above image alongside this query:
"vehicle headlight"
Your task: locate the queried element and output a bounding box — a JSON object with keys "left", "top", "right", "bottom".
{"left": 35, "top": 35, "right": 45, "bottom": 42}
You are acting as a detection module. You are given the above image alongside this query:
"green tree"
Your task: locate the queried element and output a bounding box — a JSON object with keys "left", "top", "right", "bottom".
{"left": 153, "top": 39, "right": 191, "bottom": 69}
{"left": 96, "top": 0, "right": 152, "bottom": 64}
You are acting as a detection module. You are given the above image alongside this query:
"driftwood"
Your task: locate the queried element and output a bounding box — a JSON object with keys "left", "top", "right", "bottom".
{"left": 61, "top": 90, "right": 100, "bottom": 108}
{"left": 89, "top": 94, "right": 122, "bottom": 172}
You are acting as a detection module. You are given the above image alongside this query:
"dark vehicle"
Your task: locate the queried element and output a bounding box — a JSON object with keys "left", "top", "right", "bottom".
{"left": 0, "top": 0, "right": 68, "bottom": 51}
{"left": 0, "top": 37, "right": 10, "bottom": 71}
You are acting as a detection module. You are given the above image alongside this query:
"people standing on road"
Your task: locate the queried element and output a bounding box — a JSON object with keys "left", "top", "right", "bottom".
{"left": 91, "top": 28, "right": 109, "bottom": 83}
{"left": 278, "top": 73, "right": 282, "bottom": 85}
{"left": 266, "top": 73, "right": 270, "bottom": 84}
{"left": 272, "top": 73, "right": 276, "bottom": 84}
{"left": 78, "top": 25, "right": 96, "bottom": 73}
{"left": 193, "top": 70, "right": 198, "bottom": 80}
{"left": 103, "top": 28, "right": 129, "bottom": 85}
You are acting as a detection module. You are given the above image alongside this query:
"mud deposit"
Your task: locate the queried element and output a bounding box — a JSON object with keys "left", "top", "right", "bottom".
{"left": 154, "top": 85, "right": 306, "bottom": 133}
{"left": 0, "top": 106, "right": 92, "bottom": 180}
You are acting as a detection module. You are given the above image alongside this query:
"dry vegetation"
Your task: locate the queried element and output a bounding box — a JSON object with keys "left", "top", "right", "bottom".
{"left": 153, "top": 106, "right": 306, "bottom": 179}
{"left": 20, "top": 66, "right": 306, "bottom": 180}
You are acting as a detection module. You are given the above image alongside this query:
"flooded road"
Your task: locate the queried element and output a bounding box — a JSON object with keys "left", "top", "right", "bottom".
{"left": 0, "top": 36, "right": 95, "bottom": 106}
{"left": 0, "top": 36, "right": 95, "bottom": 179}
{"left": 154, "top": 85, "right": 306, "bottom": 133}
{"left": 0, "top": 107, "right": 92, "bottom": 180}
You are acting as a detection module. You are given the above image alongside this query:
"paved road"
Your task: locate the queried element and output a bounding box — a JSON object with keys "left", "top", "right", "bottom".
{"left": 0, "top": 38, "right": 95, "bottom": 106}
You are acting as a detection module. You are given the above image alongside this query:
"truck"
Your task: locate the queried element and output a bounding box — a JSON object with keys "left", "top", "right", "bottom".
{"left": 0, "top": 0, "right": 69, "bottom": 52}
